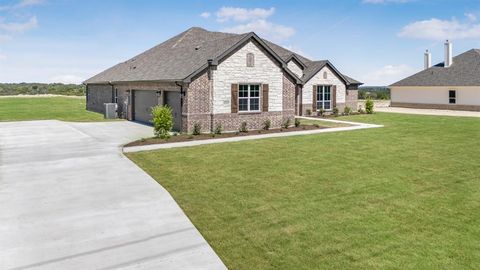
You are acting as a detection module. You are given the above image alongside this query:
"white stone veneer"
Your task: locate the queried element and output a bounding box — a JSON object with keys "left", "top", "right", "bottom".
{"left": 303, "top": 66, "right": 346, "bottom": 105}
{"left": 212, "top": 41, "right": 283, "bottom": 114}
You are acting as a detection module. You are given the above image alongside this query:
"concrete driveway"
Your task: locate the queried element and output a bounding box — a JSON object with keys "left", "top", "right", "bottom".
{"left": 0, "top": 120, "right": 226, "bottom": 270}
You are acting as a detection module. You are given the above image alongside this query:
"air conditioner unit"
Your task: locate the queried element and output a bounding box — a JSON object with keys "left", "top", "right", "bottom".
{"left": 104, "top": 103, "right": 117, "bottom": 119}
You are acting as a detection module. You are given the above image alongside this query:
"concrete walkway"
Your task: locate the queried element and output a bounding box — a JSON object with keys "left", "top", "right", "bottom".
{"left": 377, "top": 107, "right": 480, "bottom": 118}
{"left": 0, "top": 120, "right": 226, "bottom": 270}
{"left": 124, "top": 117, "right": 383, "bottom": 153}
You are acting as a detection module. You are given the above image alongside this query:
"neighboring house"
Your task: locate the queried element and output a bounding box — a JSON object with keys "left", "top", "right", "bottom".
{"left": 391, "top": 40, "right": 480, "bottom": 111}
{"left": 85, "top": 27, "right": 362, "bottom": 132}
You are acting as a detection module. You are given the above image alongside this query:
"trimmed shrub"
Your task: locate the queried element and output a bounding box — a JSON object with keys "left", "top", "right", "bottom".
{"left": 366, "top": 98, "right": 374, "bottom": 114}
{"left": 319, "top": 108, "right": 325, "bottom": 116}
{"left": 214, "top": 123, "right": 223, "bottom": 135}
{"left": 294, "top": 118, "right": 301, "bottom": 127}
{"left": 240, "top": 122, "right": 248, "bottom": 133}
{"left": 306, "top": 109, "right": 312, "bottom": 116}
{"left": 152, "top": 105, "right": 173, "bottom": 139}
{"left": 344, "top": 106, "right": 351, "bottom": 115}
{"left": 283, "top": 118, "right": 291, "bottom": 129}
{"left": 263, "top": 119, "right": 271, "bottom": 130}
{"left": 192, "top": 122, "right": 201, "bottom": 135}
{"left": 332, "top": 107, "right": 339, "bottom": 117}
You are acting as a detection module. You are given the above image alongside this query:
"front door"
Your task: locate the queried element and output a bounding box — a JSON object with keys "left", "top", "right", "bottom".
{"left": 317, "top": 85, "right": 332, "bottom": 111}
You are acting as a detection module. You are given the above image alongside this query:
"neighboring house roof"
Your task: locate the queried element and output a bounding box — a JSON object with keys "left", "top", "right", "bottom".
{"left": 391, "top": 49, "right": 480, "bottom": 87}
{"left": 85, "top": 27, "right": 362, "bottom": 86}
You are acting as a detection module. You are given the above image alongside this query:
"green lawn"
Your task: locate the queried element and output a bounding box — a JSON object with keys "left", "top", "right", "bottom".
{"left": 0, "top": 97, "right": 106, "bottom": 122}
{"left": 127, "top": 113, "right": 480, "bottom": 269}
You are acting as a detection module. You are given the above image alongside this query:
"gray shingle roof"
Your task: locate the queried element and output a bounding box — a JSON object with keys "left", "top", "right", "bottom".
{"left": 391, "top": 49, "right": 480, "bottom": 87}
{"left": 85, "top": 27, "right": 362, "bottom": 86}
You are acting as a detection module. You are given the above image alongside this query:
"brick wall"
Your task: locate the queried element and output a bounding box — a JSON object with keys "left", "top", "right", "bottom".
{"left": 391, "top": 102, "right": 480, "bottom": 111}
{"left": 346, "top": 90, "right": 358, "bottom": 111}
{"left": 183, "top": 72, "right": 212, "bottom": 133}
{"left": 86, "top": 84, "right": 113, "bottom": 114}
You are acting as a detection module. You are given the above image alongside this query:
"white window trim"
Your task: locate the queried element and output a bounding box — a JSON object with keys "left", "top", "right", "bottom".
{"left": 238, "top": 84, "right": 261, "bottom": 113}
{"left": 317, "top": 85, "right": 332, "bottom": 111}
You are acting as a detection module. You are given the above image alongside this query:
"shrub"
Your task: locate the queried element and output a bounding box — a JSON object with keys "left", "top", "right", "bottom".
{"left": 319, "top": 108, "right": 325, "bottom": 116}
{"left": 306, "top": 109, "right": 312, "bottom": 116}
{"left": 343, "top": 106, "right": 351, "bottom": 115}
{"left": 332, "top": 107, "right": 339, "bottom": 117}
{"left": 192, "top": 122, "right": 201, "bottom": 135}
{"left": 151, "top": 105, "right": 173, "bottom": 139}
{"left": 263, "top": 119, "right": 271, "bottom": 130}
{"left": 365, "top": 98, "right": 374, "bottom": 114}
{"left": 283, "top": 118, "right": 291, "bottom": 129}
{"left": 239, "top": 122, "right": 248, "bottom": 133}
{"left": 214, "top": 123, "right": 223, "bottom": 135}
{"left": 294, "top": 118, "right": 301, "bottom": 127}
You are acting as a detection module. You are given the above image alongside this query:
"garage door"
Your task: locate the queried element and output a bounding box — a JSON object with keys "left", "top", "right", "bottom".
{"left": 134, "top": 90, "right": 158, "bottom": 124}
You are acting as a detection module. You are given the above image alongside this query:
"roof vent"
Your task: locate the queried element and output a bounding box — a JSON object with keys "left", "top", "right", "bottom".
{"left": 195, "top": 46, "right": 201, "bottom": 50}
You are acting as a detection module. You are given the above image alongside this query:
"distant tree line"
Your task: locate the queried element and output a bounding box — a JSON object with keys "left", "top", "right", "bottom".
{"left": 0, "top": 83, "right": 85, "bottom": 96}
{"left": 358, "top": 86, "right": 390, "bottom": 100}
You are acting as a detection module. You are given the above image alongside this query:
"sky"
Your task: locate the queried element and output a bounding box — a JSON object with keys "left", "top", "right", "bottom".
{"left": 1, "top": 0, "right": 480, "bottom": 86}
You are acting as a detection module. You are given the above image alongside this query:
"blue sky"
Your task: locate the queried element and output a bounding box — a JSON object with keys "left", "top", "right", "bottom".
{"left": 1, "top": 0, "right": 480, "bottom": 85}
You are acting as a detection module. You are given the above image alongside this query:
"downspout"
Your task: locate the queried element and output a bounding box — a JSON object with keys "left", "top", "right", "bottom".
{"left": 175, "top": 81, "right": 184, "bottom": 132}
{"left": 207, "top": 59, "right": 214, "bottom": 133}
{"left": 108, "top": 81, "right": 114, "bottom": 103}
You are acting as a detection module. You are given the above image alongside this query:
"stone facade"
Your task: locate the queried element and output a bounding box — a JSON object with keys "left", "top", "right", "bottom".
{"left": 287, "top": 60, "right": 303, "bottom": 78}
{"left": 212, "top": 40, "right": 283, "bottom": 113}
{"left": 86, "top": 84, "right": 113, "bottom": 114}
{"left": 303, "top": 66, "right": 347, "bottom": 105}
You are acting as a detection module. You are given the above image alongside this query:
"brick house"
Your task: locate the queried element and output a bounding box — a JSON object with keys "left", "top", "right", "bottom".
{"left": 84, "top": 27, "right": 362, "bottom": 132}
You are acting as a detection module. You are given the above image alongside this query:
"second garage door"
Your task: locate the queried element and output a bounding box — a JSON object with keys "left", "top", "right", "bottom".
{"left": 134, "top": 90, "right": 158, "bottom": 124}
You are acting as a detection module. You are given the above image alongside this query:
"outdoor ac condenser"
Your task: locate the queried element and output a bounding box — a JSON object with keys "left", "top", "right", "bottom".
{"left": 104, "top": 103, "right": 117, "bottom": 119}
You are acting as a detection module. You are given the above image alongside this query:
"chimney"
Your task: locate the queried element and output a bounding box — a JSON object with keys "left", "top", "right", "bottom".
{"left": 424, "top": 49, "right": 432, "bottom": 70}
{"left": 444, "top": 40, "right": 453, "bottom": 68}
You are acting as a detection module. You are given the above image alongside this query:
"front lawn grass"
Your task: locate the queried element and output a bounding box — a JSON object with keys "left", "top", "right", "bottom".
{"left": 127, "top": 113, "right": 480, "bottom": 269}
{"left": 0, "top": 96, "right": 107, "bottom": 122}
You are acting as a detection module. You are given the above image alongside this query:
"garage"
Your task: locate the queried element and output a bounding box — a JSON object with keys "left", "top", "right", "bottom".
{"left": 133, "top": 90, "right": 158, "bottom": 124}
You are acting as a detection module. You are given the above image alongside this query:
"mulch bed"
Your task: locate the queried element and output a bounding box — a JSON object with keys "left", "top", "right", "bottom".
{"left": 124, "top": 124, "right": 330, "bottom": 147}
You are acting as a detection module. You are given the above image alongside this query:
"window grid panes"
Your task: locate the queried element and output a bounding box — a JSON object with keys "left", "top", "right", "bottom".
{"left": 317, "top": 85, "right": 332, "bottom": 110}
{"left": 239, "top": 84, "right": 261, "bottom": 112}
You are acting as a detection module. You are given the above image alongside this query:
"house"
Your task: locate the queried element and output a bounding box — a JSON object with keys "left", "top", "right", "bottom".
{"left": 391, "top": 40, "right": 480, "bottom": 111}
{"left": 84, "top": 27, "right": 362, "bottom": 132}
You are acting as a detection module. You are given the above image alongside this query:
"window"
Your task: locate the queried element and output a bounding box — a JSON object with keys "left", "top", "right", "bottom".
{"left": 239, "top": 84, "right": 260, "bottom": 112}
{"left": 246, "top": 53, "right": 255, "bottom": 67}
{"left": 317, "top": 85, "right": 332, "bottom": 110}
{"left": 449, "top": 90, "right": 456, "bottom": 104}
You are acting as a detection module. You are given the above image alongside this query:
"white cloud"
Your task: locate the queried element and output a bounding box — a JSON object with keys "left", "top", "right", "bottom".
{"left": 362, "top": 0, "right": 411, "bottom": 4}
{"left": 0, "top": 53, "right": 6, "bottom": 60}
{"left": 398, "top": 15, "right": 480, "bottom": 40}
{"left": 49, "top": 75, "right": 84, "bottom": 84}
{"left": 0, "top": 0, "right": 43, "bottom": 10}
{"left": 465, "top": 13, "right": 477, "bottom": 22}
{"left": 0, "top": 16, "right": 38, "bottom": 33}
{"left": 216, "top": 7, "right": 275, "bottom": 22}
{"left": 362, "top": 64, "right": 415, "bottom": 85}
{"left": 200, "top": 12, "right": 211, "bottom": 18}
{"left": 0, "top": 34, "right": 12, "bottom": 43}
{"left": 223, "top": 19, "right": 294, "bottom": 41}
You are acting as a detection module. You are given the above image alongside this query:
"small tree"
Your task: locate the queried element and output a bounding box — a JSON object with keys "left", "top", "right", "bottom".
{"left": 283, "top": 118, "right": 291, "bottom": 129}
{"left": 294, "top": 118, "right": 301, "bottom": 127}
{"left": 365, "top": 98, "right": 374, "bottom": 114}
{"left": 239, "top": 122, "right": 248, "bottom": 133}
{"left": 214, "top": 123, "right": 223, "bottom": 135}
{"left": 263, "top": 119, "right": 271, "bottom": 130}
{"left": 152, "top": 105, "right": 173, "bottom": 139}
